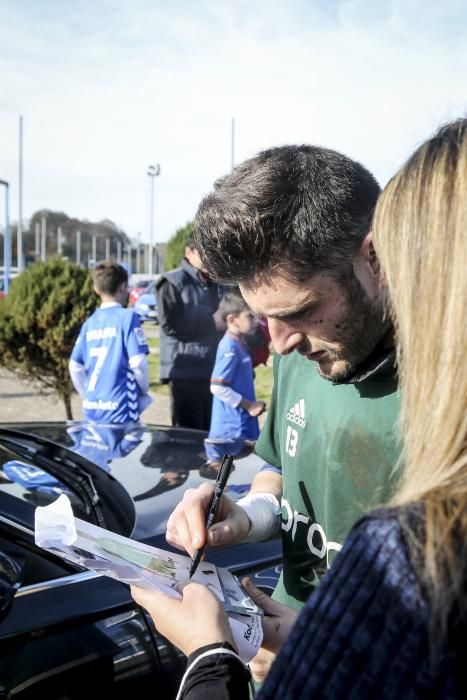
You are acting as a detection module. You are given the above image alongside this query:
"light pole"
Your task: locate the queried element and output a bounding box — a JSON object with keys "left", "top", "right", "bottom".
{"left": 18, "top": 115, "right": 24, "bottom": 271}
{"left": 147, "top": 163, "right": 160, "bottom": 274}
{"left": 41, "top": 214, "right": 47, "bottom": 262}
{"left": 0, "top": 179, "right": 11, "bottom": 294}
{"left": 91, "top": 234, "right": 97, "bottom": 269}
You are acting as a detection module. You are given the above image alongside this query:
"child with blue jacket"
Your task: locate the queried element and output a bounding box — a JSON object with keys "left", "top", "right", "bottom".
{"left": 203, "top": 291, "right": 266, "bottom": 477}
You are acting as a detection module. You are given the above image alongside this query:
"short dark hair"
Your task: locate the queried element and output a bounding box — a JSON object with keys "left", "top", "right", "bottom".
{"left": 185, "top": 234, "right": 195, "bottom": 250}
{"left": 92, "top": 262, "right": 128, "bottom": 295}
{"left": 193, "top": 144, "right": 381, "bottom": 284}
{"left": 218, "top": 290, "right": 249, "bottom": 322}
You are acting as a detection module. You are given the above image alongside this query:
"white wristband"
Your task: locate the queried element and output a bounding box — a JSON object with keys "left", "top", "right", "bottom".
{"left": 237, "top": 492, "right": 282, "bottom": 543}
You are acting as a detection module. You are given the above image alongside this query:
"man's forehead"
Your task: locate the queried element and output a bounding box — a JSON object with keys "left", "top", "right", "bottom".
{"left": 239, "top": 276, "right": 330, "bottom": 317}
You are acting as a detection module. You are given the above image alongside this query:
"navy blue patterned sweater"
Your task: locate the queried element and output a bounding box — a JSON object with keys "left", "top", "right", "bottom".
{"left": 181, "top": 510, "right": 465, "bottom": 699}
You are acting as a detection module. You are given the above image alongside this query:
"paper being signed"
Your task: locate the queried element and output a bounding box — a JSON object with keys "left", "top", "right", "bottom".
{"left": 35, "top": 494, "right": 263, "bottom": 662}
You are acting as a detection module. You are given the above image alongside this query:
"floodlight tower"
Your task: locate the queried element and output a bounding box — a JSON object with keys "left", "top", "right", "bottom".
{"left": 147, "top": 163, "right": 161, "bottom": 274}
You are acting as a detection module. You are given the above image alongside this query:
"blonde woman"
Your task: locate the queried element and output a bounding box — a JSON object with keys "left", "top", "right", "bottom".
{"left": 132, "top": 118, "right": 467, "bottom": 699}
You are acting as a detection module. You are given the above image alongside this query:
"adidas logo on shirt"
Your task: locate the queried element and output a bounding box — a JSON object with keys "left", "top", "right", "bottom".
{"left": 286, "top": 399, "right": 306, "bottom": 428}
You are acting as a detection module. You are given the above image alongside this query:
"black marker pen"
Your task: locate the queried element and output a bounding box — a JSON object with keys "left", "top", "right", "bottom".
{"left": 188, "top": 454, "right": 234, "bottom": 578}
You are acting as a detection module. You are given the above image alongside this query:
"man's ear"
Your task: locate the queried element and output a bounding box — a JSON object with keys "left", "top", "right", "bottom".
{"left": 353, "top": 232, "right": 382, "bottom": 299}
{"left": 359, "top": 232, "right": 380, "bottom": 278}
{"left": 184, "top": 246, "right": 195, "bottom": 264}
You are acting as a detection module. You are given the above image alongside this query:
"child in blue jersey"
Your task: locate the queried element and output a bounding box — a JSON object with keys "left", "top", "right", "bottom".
{"left": 203, "top": 292, "right": 266, "bottom": 477}
{"left": 69, "top": 262, "right": 153, "bottom": 424}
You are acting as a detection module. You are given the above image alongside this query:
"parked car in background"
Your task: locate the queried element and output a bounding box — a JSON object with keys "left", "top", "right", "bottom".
{"left": 128, "top": 278, "right": 152, "bottom": 306}
{"left": 0, "top": 421, "right": 281, "bottom": 697}
{"left": 133, "top": 280, "right": 159, "bottom": 323}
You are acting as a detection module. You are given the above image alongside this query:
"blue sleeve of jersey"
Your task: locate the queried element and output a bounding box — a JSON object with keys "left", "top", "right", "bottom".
{"left": 126, "top": 312, "right": 150, "bottom": 358}
{"left": 70, "top": 325, "right": 86, "bottom": 364}
{"left": 211, "top": 340, "right": 239, "bottom": 386}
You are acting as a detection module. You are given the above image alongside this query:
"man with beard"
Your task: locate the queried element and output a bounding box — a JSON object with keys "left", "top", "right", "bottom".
{"left": 165, "top": 145, "right": 401, "bottom": 678}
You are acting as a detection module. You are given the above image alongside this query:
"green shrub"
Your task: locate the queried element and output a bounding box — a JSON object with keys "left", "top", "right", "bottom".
{"left": 0, "top": 258, "right": 97, "bottom": 418}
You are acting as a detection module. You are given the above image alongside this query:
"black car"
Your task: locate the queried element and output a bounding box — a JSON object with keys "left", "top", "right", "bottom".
{"left": 0, "top": 422, "right": 282, "bottom": 698}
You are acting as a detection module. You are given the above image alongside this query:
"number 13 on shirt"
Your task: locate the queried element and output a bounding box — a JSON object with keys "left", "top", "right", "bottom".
{"left": 286, "top": 425, "right": 299, "bottom": 457}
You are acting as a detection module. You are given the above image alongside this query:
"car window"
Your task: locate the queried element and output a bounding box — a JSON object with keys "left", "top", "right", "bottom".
{"left": 0, "top": 445, "right": 90, "bottom": 517}
{"left": 0, "top": 431, "right": 136, "bottom": 538}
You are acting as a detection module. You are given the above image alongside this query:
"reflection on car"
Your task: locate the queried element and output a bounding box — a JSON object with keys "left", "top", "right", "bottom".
{"left": 67, "top": 423, "right": 144, "bottom": 472}
{"left": 0, "top": 421, "right": 281, "bottom": 697}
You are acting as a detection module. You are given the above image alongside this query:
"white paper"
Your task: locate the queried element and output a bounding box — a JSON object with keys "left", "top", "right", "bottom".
{"left": 35, "top": 493, "right": 78, "bottom": 546}
{"left": 229, "top": 612, "right": 264, "bottom": 661}
{"left": 34, "top": 495, "right": 263, "bottom": 662}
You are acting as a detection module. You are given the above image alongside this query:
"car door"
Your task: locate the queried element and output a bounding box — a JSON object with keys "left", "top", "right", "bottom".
{"left": 0, "top": 498, "right": 184, "bottom": 698}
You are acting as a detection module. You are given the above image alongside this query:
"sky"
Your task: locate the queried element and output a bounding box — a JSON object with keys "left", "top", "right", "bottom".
{"left": 0, "top": 0, "right": 466, "bottom": 245}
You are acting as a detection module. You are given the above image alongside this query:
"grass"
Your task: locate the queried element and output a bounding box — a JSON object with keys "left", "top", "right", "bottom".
{"left": 146, "top": 332, "right": 274, "bottom": 402}
{"left": 253, "top": 361, "right": 274, "bottom": 404}
{"left": 147, "top": 335, "right": 169, "bottom": 395}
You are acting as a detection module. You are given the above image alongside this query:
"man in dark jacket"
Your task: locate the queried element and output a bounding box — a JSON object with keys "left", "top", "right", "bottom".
{"left": 156, "top": 236, "right": 221, "bottom": 430}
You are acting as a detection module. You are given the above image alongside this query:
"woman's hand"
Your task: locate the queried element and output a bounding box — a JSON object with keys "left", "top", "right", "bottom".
{"left": 131, "top": 582, "right": 235, "bottom": 657}
{"left": 242, "top": 578, "right": 298, "bottom": 654}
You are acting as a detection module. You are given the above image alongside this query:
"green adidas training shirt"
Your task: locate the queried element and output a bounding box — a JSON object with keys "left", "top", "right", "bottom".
{"left": 256, "top": 349, "right": 401, "bottom": 610}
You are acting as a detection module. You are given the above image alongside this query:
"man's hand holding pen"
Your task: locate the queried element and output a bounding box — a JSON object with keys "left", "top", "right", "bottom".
{"left": 166, "top": 478, "right": 250, "bottom": 558}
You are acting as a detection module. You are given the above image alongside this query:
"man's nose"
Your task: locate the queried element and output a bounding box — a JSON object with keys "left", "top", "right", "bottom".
{"left": 268, "top": 318, "right": 304, "bottom": 356}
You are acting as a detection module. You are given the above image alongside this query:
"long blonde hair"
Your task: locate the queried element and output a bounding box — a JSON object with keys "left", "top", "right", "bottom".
{"left": 373, "top": 118, "right": 467, "bottom": 634}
